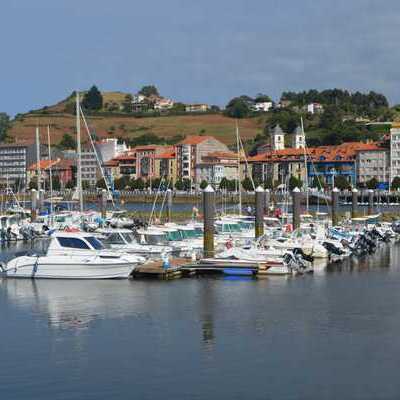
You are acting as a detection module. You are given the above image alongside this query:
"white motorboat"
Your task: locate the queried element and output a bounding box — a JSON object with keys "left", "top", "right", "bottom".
{"left": 1, "top": 232, "right": 144, "bottom": 279}
{"left": 97, "top": 228, "right": 173, "bottom": 256}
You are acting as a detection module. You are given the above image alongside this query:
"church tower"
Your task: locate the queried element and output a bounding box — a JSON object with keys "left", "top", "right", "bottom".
{"left": 292, "top": 125, "right": 305, "bottom": 149}
{"left": 270, "top": 124, "right": 285, "bottom": 151}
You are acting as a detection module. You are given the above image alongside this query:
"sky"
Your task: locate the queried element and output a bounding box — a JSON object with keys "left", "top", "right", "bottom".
{"left": 1, "top": 0, "right": 399, "bottom": 116}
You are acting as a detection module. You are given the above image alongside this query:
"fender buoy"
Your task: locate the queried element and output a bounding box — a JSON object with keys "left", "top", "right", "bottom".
{"left": 64, "top": 226, "right": 80, "bottom": 232}
{"left": 284, "top": 224, "right": 293, "bottom": 233}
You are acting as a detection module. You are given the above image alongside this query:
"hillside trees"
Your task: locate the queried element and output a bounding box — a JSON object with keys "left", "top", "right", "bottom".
{"left": 82, "top": 85, "right": 103, "bottom": 111}
{"left": 139, "top": 85, "right": 159, "bottom": 97}
{"left": 225, "top": 96, "right": 252, "bottom": 118}
{"left": 0, "top": 112, "right": 10, "bottom": 142}
{"left": 58, "top": 133, "right": 76, "bottom": 150}
{"left": 280, "top": 89, "right": 389, "bottom": 117}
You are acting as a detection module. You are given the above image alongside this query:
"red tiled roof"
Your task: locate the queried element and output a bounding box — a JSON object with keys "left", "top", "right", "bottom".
{"left": 205, "top": 151, "right": 238, "bottom": 159}
{"left": 133, "top": 145, "right": 159, "bottom": 151}
{"left": 248, "top": 142, "right": 385, "bottom": 164}
{"left": 178, "top": 135, "right": 214, "bottom": 145}
{"left": 27, "top": 159, "right": 59, "bottom": 171}
{"left": 52, "top": 159, "right": 74, "bottom": 170}
{"left": 156, "top": 151, "right": 175, "bottom": 159}
{"left": 104, "top": 160, "right": 119, "bottom": 167}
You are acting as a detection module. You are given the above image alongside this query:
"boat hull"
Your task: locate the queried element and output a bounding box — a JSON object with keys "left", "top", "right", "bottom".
{"left": 2, "top": 256, "right": 134, "bottom": 279}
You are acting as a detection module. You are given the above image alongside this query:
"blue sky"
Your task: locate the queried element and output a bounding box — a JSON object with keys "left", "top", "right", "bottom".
{"left": 1, "top": 0, "right": 399, "bottom": 115}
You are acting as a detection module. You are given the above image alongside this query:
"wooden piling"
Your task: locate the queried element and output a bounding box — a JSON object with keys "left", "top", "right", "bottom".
{"left": 38, "top": 189, "right": 44, "bottom": 213}
{"left": 332, "top": 187, "right": 339, "bottom": 226}
{"left": 203, "top": 185, "right": 215, "bottom": 258}
{"left": 292, "top": 187, "right": 301, "bottom": 230}
{"left": 255, "top": 186, "right": 264, "bottom": 238}
{"left": 101, "top": 189, "right": 107, "bottom": 219}
{"left": 31, "top": 189, "right": 37, "bottom": 222}
{"left": 264, "top": 188, "right": 270, "bottom": 216}
{"left": 368, "top": 189, "right": 374, "bottom": 215}
{"left": 351, "top": 188, "right": 358, "bottom": 219}
{"left": 167, "top": 189, "right": 172, "bottom": 222}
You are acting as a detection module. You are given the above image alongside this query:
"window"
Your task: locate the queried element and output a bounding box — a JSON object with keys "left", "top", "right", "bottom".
{"left": 57, "top": 237, "right": 90, "bottom": 249}
{"left": 104, "top": 233, "right": 125, "bottom": 244}
{"left": 85, "top": 236, "right": 105, "bottom": 250}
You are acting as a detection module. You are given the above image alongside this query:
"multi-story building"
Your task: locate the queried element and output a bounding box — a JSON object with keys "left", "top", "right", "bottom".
{"left": 306, "top": 142, "right": 385, "bottom": 187}
{"left": 356, "top": 144, "right": 389, "bottom": 188}
{"left": 103, "top": 145, "right": 174, "bottom": 186}
{"left": 27, "top": 158, "right": 75, "bottom": 189}
{"left": 81, "top": 148, "right": 99, "bottom": 187}
{"left": 176, "top": 135, "right": 229, "bottom": 187}
{"left": 390, "top": 123, "right": 400, "bottom": 186}
{"left": 0, "top": 143, "right": 48, "bottom": 189}
{"left": 155, "top": 148, "right": 177, "bottom": 184}
{"left": 249, "top": 148, "right": 307, "bottom": 186}
{"left": 249, "top": 142, "right": 383, "bottom": 188}
{"left": 95, "top": 138, "right": 128, "bottom": 163}
{"left": 196, "top": 151, "right": 238, "bottom": 186}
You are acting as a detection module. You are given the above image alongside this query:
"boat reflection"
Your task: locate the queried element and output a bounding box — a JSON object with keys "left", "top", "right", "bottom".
{"left": 0, "top": 278, "right": 150, "bottom": 331}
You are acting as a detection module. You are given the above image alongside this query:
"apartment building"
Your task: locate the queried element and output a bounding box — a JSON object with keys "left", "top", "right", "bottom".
{"left": 175, "top": 136, "right": 229, "bottom": 187}
{"left": 356, "top": 144, "right": 389, "bottom": 187}
{"left": 196, "top": 151, "right": 238, "bottom": 186}
{"left": 0, "top": 143, "right": 48, "bottom": 188}
{"left": 390, "top": 123, "right": 400, "bottom": 185}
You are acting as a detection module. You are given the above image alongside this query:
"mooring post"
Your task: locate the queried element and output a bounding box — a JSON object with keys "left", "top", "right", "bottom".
{"left": 332, "top": 187, "right": 340, "bottom": 226}
{"left": 368, "top": 189, "right": 374, "bottom": 215}
{"left": 264, "top": 188, "right": 270, "bottom": 216}
{"left": 167, "top": 189, "right": 172, "bottom": 222}
{"left": 292, "top": 187, "right": 301, "bottom": 230}
{"left": 255, "top": 186, "right": 265, "bottom": 238}
{"left": 203, "top": 185, "right": 215, "bottom": 258}
{"left": 31, "top": 189, "right": 37, "bottom": 222}
{"left": 38, "top": 189, "right": 45, "bottom": 213}
{"left": 351, "top": 187, "right": 358, "bottom": 219}
{"left": 101, "top": 189, "right": 107, "bottom": 219}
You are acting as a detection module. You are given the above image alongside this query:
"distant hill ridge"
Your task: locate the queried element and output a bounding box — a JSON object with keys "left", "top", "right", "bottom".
{"left": 8, "top": 91, "right": 264, "bottom": 146}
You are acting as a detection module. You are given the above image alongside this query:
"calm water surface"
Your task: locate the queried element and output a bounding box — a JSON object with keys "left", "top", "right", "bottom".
{"left": 1, "top": 243, "right": 400, "bottom": 399}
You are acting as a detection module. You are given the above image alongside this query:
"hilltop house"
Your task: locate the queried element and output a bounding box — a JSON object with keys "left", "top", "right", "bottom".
{"left": 185, "top": 104, "right": 210, "bottom": 113}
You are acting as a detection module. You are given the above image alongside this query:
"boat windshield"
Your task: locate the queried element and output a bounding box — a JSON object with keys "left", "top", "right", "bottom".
{"left": 85, "top": 236, "right": 105, "bottom": 250}
{"left": 57, "top": 237, "right": 91, "bottom": 249}
{"left": 180, "top": 229, "right": 197, "bottom": 239}
{"left": 104, "top": 233, "right": 125, "bottom": 245}
{"left": 166, "top": 231, "right": 182, "bottom": 241}
{"left": 121, "top": 232, "right": 137, "bottom": 244}
{"left": 239, "top": 221, "right": 253, "bottom": 230}
{"left": 219, "top": 223, "right": 241, "bottom": 233}
{"left": 145, "top": 234, "right": 168, "bottom": 245}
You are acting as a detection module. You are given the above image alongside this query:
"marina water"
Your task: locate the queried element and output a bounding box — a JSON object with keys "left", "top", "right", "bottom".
{"left": 1, "top": 242, "right": 400, "bottom": 399}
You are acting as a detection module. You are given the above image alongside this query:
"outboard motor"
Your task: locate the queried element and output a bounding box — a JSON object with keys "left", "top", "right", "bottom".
{"left": 292, "top": 247, "right": 314, "bottom": 263}
{"left": 322, "top": 241, "right": 345, "bottom": 256}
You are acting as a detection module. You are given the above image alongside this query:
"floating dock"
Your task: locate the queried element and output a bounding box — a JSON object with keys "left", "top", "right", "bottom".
{"left": 130, "top": 258, "right": 195, "bottom": 280}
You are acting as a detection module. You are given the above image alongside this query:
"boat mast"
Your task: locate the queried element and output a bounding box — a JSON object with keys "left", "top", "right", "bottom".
{"left": 36, "top": 126, "right": 41, "bottom": 193}
{"left": 236, "top": 120, "right": 242, "bottom": 215}
{"left": 300, "top": 117, "right": 309, "bottom": 212}
{"left": 47, "top": 125, "right": 53, "bottom": 224}
{"left": 76, "top": 92, "right": 84, "bottom": 212}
